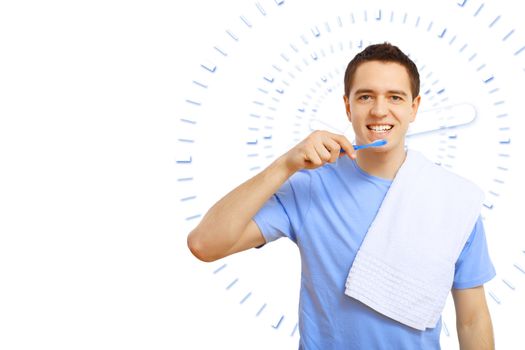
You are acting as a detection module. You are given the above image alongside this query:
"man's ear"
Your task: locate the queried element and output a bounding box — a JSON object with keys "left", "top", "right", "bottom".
{"left": 343, "top": 95, "right": 352, "bottom": 122}
{"left": 410, "top": 95, "right": 421, "bottom": 122}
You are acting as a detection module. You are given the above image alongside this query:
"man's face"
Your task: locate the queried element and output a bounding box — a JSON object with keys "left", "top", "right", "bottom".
{"left": 343, "top": 60, "right": 420, "bottom": 152}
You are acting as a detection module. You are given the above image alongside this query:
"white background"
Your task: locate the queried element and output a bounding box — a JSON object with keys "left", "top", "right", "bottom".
{"left": 1, "top": 0, "right": 524, "bottom": 349}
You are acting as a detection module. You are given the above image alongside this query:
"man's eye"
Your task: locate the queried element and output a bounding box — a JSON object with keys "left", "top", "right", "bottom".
{"left": 359, "top": 95, "right": 371, "bottom": 101}
{"left": 391, "top": 96, "right": 402, "bottom": 101}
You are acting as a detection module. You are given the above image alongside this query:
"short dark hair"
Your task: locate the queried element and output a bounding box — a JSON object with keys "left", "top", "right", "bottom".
{"left": 343, "top": 42, "right": 420, "bottom": 100}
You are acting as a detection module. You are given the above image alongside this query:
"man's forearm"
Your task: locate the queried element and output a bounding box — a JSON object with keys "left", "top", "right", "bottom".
{"left": 187, "top": 156, "right": 295, "bottom": 261}
{"left": 457, "top": 317, "right": 494, "bottom": 350}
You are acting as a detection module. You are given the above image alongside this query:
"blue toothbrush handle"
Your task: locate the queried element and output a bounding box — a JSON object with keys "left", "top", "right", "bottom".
{"left": 341, "top": 139, "right": 387, "bottom": 153}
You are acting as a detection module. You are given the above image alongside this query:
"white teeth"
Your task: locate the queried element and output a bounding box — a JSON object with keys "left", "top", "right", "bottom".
{"left": 368, "top": 125, "right": 393, "bottom": 131}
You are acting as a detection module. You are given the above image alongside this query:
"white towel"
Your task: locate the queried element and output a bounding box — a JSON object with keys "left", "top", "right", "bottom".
{"left": 344, "top": 149, "right": 484, "bottom": 331}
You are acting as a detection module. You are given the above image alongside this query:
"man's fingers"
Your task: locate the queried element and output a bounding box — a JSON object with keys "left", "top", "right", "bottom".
{"left": 332, "top": 134, "right": 356, "bottom": 159}
{"left": 324, "top": 139, "right": 341, "bottom": 163}
{"left": 304, "top": 148, "right": 323, "bottom": 167}
{"left": 314, "top": 143, "right": 332, "bottom": 163}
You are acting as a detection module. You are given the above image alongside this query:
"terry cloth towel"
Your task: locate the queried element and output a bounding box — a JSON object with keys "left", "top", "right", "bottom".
{"left": 344, "top": 149, "right": 484, "bottom": 331}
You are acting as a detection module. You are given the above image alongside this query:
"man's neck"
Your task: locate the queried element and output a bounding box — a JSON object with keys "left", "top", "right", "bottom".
{"left": 355, "top": 146, "right": 407, "bottom": 180}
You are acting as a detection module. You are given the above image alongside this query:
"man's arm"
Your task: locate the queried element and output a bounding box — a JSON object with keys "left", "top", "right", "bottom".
{"left": 186, "top": 131, "right": 356, "bottom": 262}
{"left": 452, "top": 285, "right": 495, "bottom": 350}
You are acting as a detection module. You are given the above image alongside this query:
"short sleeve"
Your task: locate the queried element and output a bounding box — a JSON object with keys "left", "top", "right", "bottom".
{"left": 252, "top": 170, "right": 311, "bottom": 245}
{"left": 453, "top": 216, "right": 496, "bottom": 289}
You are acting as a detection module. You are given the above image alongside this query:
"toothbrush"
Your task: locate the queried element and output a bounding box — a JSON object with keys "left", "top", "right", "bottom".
{"left": 340, "top": 139, "right": 388, "bottom": 153}
{"left": 353, "top": 139, "right": 387, "bottom": 150}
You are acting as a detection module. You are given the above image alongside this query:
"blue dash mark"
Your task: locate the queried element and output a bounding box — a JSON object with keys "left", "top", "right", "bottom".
{"left": 240, "top": 292, "right": 252, "bottom": 304}
{"left": 457, "top": 0, "right": 467, "bottom": 7}
{"left": 214, "top": 46, "right": 227, "bottom": 56}
{"left": 427, "top": 21, "right": 433, "bottom": 32}
{"left": 489, "top": 15, "right": 500, "bottom": 28}
{"left": 493, "top": 178, "right": 504, "bottom": 184}
{"left": 272, "top": 315, "right": 284, "bottom": 329}
{"left": 192, "top": 80, "right": 208, "bottom": 88}
{"left": 247, "top": 140, "right": 258, "bottom": 145}
{"left": 256, "top": 2, "right": 266, "bottom": 15}
{"left": 213, "top": 263, "right": 227, "bottom": 274}
{"left": 483, "top": 202, "right": 493, "bottom": 210}
{"left": 240, "top": 16, "right": 252, "bottom": 28}
{"left": 496, "top": 113, "right": 508, "bottom": 118}
{"left": 515, "top": 46, "right": 525, "bottom": 56}
{"left": 291, "top": 323, "right": 298, "bottom": 337}
{"left": 514, "top": 264, "right": 525, "bottom": 274}
{"left": 474, "top": 3, "right": 484, "bottom": 16}
{"left": 200, "top": 62, "right": 216, "bottom": 73}
{"left": 256, "top": 303, "right": 267, "bottom": 317}
{"left": 488, "top": 291, "right": 501, "bottom": 304}
{"left": 178, "top": 177, "right": 193, "bottom": 182}
{"left": 502, "top": 279, "right": 515, "bottom": 290}
{"left": 264, "top": 75, "right": 274, "bottom": 83}
{"left": 494, "top": 100, "right": 504, "bottom": 106}
{"left": 186, "top": 99, "right": 201, "bottom": 106}
{"left": 180, "top": 118, "right": 196, "bottom": 124}
{"left": 484, "top": 76, "right": 494, "bottom": 83}
{"left": 186, "top": 214, "right": 201, "bottom": 221}
{"left": 178, "top": 138, "right": 194, "bottom": 143}
{"left": 499, "top": 139, "right": 511, "bottom": 144}
{"left": 176, "top": 157, "right": 192, "bottom": 164}
{"left": 376, "top": 10, "right": 381, "bottom": 21}
{"left": 311, "top": 26, "right": 320, "bottom": 37}
{"left": 274, "top": 0, "right": 284, "bottom": 5}
{"left": 503, "top": 29, "right": 514, "bottom": 41}
{"left": 180, "top": 196, "right": 196, "bottom": 202}
{"left": 226, "top": 278, "right": 239, "bottom": 290}
{"left": 226, "top": 30, "right": 239, "bottom": 41}
{"left": 439, "top": 28, "right": 447, "bottom": 38}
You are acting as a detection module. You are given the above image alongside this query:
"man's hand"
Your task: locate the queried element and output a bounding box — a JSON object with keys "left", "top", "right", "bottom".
{"left": 281, "top": 130, "right": 356, "bottom": 173}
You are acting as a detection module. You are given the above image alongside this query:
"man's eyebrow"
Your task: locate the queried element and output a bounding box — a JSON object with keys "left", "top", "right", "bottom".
{"left": 353, "top": 88, "right": 409, "bottom": 97}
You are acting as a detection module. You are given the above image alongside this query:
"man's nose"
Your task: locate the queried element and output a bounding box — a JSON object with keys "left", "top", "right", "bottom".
{"left": 370, "top": 98, "right": 388, "bottom": 117}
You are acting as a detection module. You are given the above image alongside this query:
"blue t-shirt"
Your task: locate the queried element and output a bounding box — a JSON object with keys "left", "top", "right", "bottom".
{"left": 253, "top": 156, "right": 496, "bottom": 350}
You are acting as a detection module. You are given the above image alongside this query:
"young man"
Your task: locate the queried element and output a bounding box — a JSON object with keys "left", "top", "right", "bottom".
{"left": 187, "top": 43, "right": 496, "bottom": 349}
